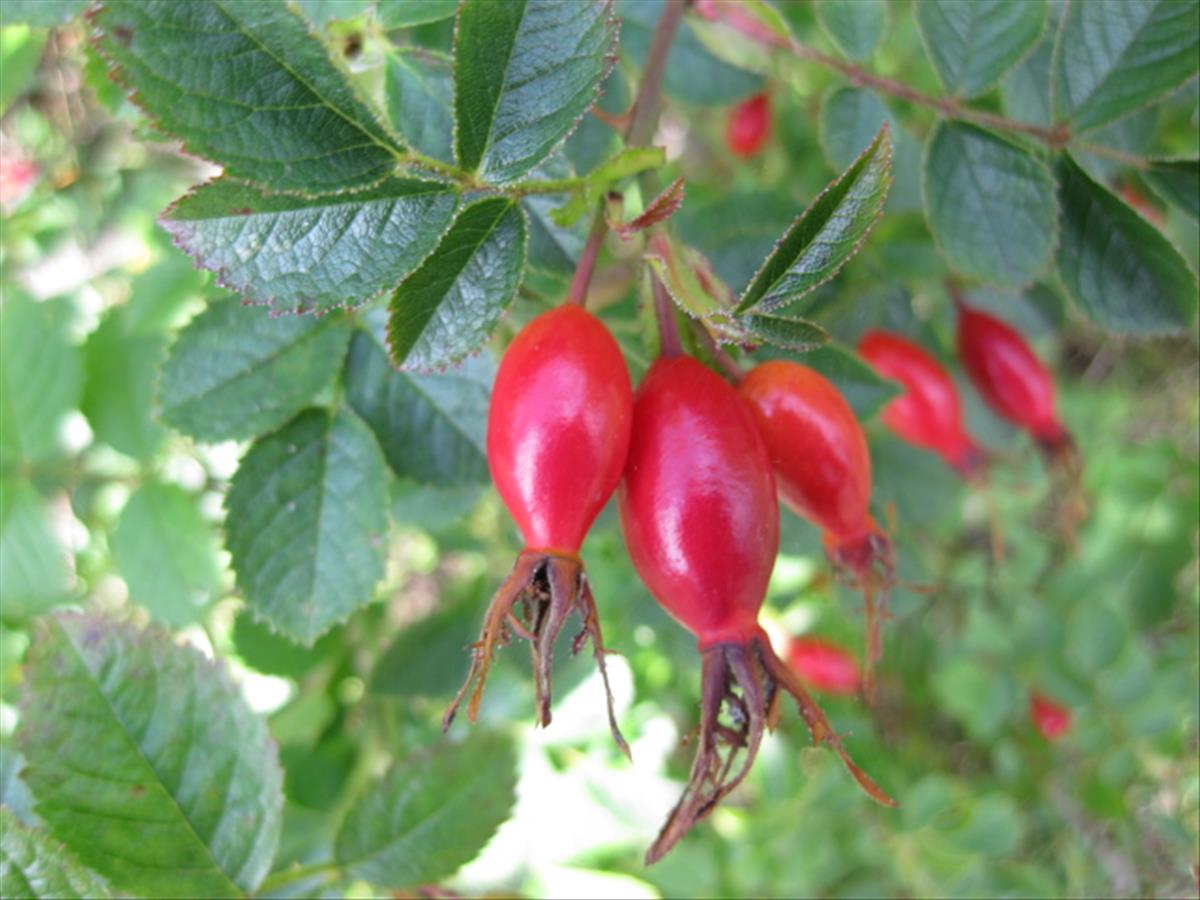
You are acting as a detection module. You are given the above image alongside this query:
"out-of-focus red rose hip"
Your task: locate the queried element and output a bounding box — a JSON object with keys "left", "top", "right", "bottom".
{"left": 727, "top": 92, "right": 770, "bottom": 158}
{"left": 789, "top": 636, "right": 861, "bottom": 696}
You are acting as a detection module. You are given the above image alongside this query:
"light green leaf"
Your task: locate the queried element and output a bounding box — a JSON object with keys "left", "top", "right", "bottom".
{"left": 818, "top": 86, "right": 921, "bottom": 211}
{"left": 158, "top": 300, "right": 353, "bottom": 443}
{"left": 378, "top": 0, "right": 458, "bottom": 29}
{"left": 0, "top": 25, "right": 47, "bottom": 116}
{"left": 645, "top": 233, "right": 735, "bottom": 327}
{"left": 345, "top": 326, "right": 492, "bottom": 486}
{"left": 0, "top": 809, "right": 112, "bottom": 900}
{"left": 225, "top": 408, "right": 390, "bottom": 644}
{"left": 1053, "top": 0, "right": 1200, "bottom": 133}
{"left": 93, "top": 0, "right": 405, "bottom": 194}
{"left": 335, "top": 733, "right": 517, "bottom": 888}
{"left": 0, "top": 481, "right": 72, "bottom": 622}
{"left": 1142, "top": 159, "right": 1200, "bottom": 220}
{"left": 19, "top": 613, "right": 283, "bottom": 898}
{"left": 1056, "top": 154, "right": 1197, "bottom": 333}
{"left": 454, "top": 0, "right": 617, "bottom": 183}
{"left": 922, "top": 121, "right": 1057, "bottom": 286}
{"left": 740, "top": 312, "right": 829, "bottom": 352}
{"left": 915, "top": 0, "right": 1046, "bottom": 99}
{"left": 160, "top": 177, "right": 457, "bottom": 313}
{"left": 111, "top": 483, "right": 221, "bottom": 627}
{"left": 522, "top": 156, "right": 587, "bottom": 275}
{"left": 292, "top": 0, "right": 369, "bottom": 25}
{"left": 736, "top": 124, "right": 892, "bottom": 313}
{"left": 549, "top": 145, "right": 665, "bottom": 227}
{"left": 387, "top": 198, "right": 527, "bottom": 371}
{"left": 1002, "top": 34, "right": 1053, "bottom": 127}
{"left": 815, "top": 0, "right": 887, "bottom": 62}
{"left": 0, "top": 0, "right": 84, "bottom": 25}
{"left": 81, "top": 308, "right": 167, "bottom": 460}
{"left": 385, "top": 49, "right": 454, "bottom": 164}
{"left": 0, "top": 296, "right": 81, "bottom": 468}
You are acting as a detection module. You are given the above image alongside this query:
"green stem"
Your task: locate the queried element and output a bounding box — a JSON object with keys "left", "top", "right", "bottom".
{"left": 255, "top": 859, "right": 341, "bottom": 895}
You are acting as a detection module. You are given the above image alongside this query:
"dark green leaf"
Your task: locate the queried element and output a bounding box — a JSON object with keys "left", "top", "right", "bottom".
{"left": 160, "top": 177, "right": 458, "bottom": 313}
{"left": 1002, "top": 35, "right": 1053, "bottom": 127}
{"left": 345, "top": 326, "right": 492, "bottom": 486}
{"left": 378, "top": 0, "right": 459, "bottom": 29}
{"left": 740, "top": 312, "right": 830, "bottom": 352}
{"left": 522, "top": 156, "right": 587, "bottom": 275}
{"left": 454, "top": 0, "right": 617, "bottom": 183}
{"left": 0, "top": 0, "right": 84, "bottom": 25}
{"left": 232, "top": 610, "right": 341, "bottom": 679}
{"left": 0, "top": 296, "right": 81, "bottom": 468}
{"left": 158, "top": 300, "right": 353, "bottom": 443}
{"left": 818, "top": 86, "right": 921, "bottom": 211}
{"left": 111, "top": 483, "right": 221, "bottom": 627}
{"left": 736, "top": 124, "right": 892, "bottom": 313}
{"left": 0, "top": 25, "right": 47, "bottom": 116}
{"left": 19, "top": 613, "right": 283, "bottom": 898}
{"left": 1142, "top": 158, "right": 1200, "bottom": 220}
{"left": 916, "top": 0, "right": 1046, "bottom": 99}
{"left": 0, "top": 481, "right": 72, "bottom": 622}
{"left": 674, "top": 189, "right": 798, "bottom": 290}
{"left": 564, "top": 66, "right": 627, "bottom": 175}
{"left": 335, "top": 733, "right": 517, "bottom": 887}
{"left": 225, "top": 408, "right": 390, "bottom": 644}
{"left": 1053, "top": 0, "right": 1200, "bottom": 133}
{"left": 385, "top": 49, "right": 454, "bottom": 164}
{"left": 1056, "top": 154, "right": 1197, "bottom": 333}
{"left": 922, "top": 121, "right": 1057, "bottom": 286}
{"left": 93, "top": 0, "right": 404, "bottom": 194}
{"left": 370, "top": 602, "right": 481, "bottom": 699}
{"left": 387, "top": 198, "right": 527, "bottom": 371}
{"left": 618, "top": 0, "right": 761, "bottom": 106}
{"left": 815, "top": 0, "right": 887, "bottom": 62}
{"left": 81, "top": 308, "right": 167, "bottom": 460}
{"left": 292, "top": 0, "right": 369, "bottom": 25}
{"left": 0, "top": 809, "right": 112, "bottom": 900}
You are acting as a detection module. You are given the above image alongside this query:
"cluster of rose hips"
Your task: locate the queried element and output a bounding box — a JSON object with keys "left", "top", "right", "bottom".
{"left": 442, "top": 276, "right": 1077, "bottom": 860}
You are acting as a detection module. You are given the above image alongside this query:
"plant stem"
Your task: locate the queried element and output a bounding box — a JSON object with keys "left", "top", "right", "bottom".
{"left": 693, "top": 321, "right": 745, "bottom": 382}
{"left": 255, "top": 859, "right": 341, "bottom": 895}
{"left": 567, "top": 0, "right": 686, "bottom": 308}
{"left": 653, "top": 273, "right": 683, "bottom": 357}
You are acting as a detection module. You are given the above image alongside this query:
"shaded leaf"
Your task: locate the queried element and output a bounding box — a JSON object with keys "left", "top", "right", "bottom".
{"left": 81, "top": 308, "right": 167, "bottom": 460}
{"left": 736, "top": 124, "right": 892, "bottom": 313}
{"left": 0, "top": 0, "right": 84, "bottom": 25}
{"left": 916, "top": 0, "right": 1046, "bottom": 99}
{"left": 292, "top": 0, "right": 369, "bottom": 25}
{"left": 1002, "top": 34, "right": 1053, "bottom": 127}
{"left": 19, "top": 613, "right": 283, "bottom": 898}
{"left": 922, "top": 121, "right": 1057, "bottom": 286}
{"left": 815, "top": 0, "right": 887, "bottom": 62}
{"left": 674, "top": 189, "right": 798, "bottom": 289}
{"left": 344, "top": 324, "right": 492, "bottom": 486}
{"left": 335, "top": 733, "right": 517, "bottom": 887}
{"left": 818, "top": 86, "right": 921, "bottom": 211}
{"left": 385, "top": 49, "right": 453, "bottom": 164}
{"left": 740, "top": 312, "right": 829, "bottom": 352}
{"left": 158, "top": 300, "right": 352, "bottom": 443}
{"left": 160, "top": 177, "right": 458, "bottom": 314}
{"left": 0, "top": 481, "right": 72, "bottom": 622}
{"left": 93, "top": 0, "right": 404, "bottom": 194}
{"left": 0, "top": 809, "right": 112, "bottom": 900}
{"left": 225, "top": 408, "right": 389, "bottom": 644}
{"left": 111, "top": 483, "right": 221, "bottom": 628}
{"left": 370, "top": 602, "right": 481, "bottom": 699}
{"left": 1053, "top": 0, "right": 1200, "bottom": 133}
{"left": 1056, "top": 154, "right": 1197, "bottom": 333}
{"left": 387, "top": 198, "right": 527, "bottom": 371}
{"left": 378, "top": 0, "right": 458, "bottom": 29}
{"left": 1142, "top": 158, "right": 1200, "bottom": 220}
{"left": 454, "top": 0, "right": 618, "bottom": 183}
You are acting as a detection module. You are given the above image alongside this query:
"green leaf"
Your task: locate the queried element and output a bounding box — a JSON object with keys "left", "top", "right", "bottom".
{"left": 565, "top": 66, "right": 627, "bottom": 175}
{"left": 378, "top": 0, "right": 458, "bottom": 29}
{"left": 93, "top": 0, "right": 404, "bottom": 194}
{"left": 740, "top": 312, "right": 829, "bottom": 352}
{"left": 344, "top": 326, "right": 492, "bottom": 486}
{"left": 232, "top": 611, "right": 342, "bottom": 679}
{"left": 292, "top": 0, "right": 369, "bottom": 25}
{"left": 0, "top": 25, "right": 47, "bottom": 116}
{"left": 644, "top": 233, "right": 735, "bottom": 327}
{"left": 0, "top": 0, "right": 84, "bottom": 25}
{"left": 922, "top": 121, "right": 1057, "bottom": 286}
{"left": 674, "top": 189, "right": 798, "bottom": 289}
{"left": 81, "top": 308, "right": 167, "bottom": 460}
{"left": 0, "top": 481, "right": 72, "bottom": 622}
{"left": 387, "top": 198, "right": 527, "bottom": 371}
{"left": 0, "top": 809, "right": 112, "bottom": 900}
{"left": 915, "top": 0, "right": 1046, "bottom": 100}
{"left": 1053, "top": 0, "right": 1200, "bottom": 133}
{"left": 19, "top": 613, "right": 284, "bottom": 898}
{"left": 818, "top": 86, "right": 921, "bottom": 211}
{"left": 1056, "top": 154, "right": 1198, "bottom": 333}
{"left": 385, "top": 49, "right": 453, "bottom": 164}
{"left": 454, "top": 0, "right": 618, "bottom": 183}
{"left": 736, "top": 124, "right": 892, "bottom": 314}
{"left": 815, "top": 0, "right": 887, "bottom": 62}
{"left": 111, "top": 483, "right": 221, "bottom": 627}
{"left": 160, "top": 177, "right": 458, "bottom": 314}
{"left": 618, "top": 0, "right": 761, "bottom": 106}
{"left": 225, "top": 408, "right": 390, "bottom": 644}
{"left": 1002, "top": 34, "right": 1053, "bottom": 127}
{"left": 370, "top": 602, "right": 481, "bottom": 699}
{"left": 0, "top": 296, "right": 81, "bottom": 468}
{"left": 158, "top": 300, "right": 353, "bottom": 443}
{"left": 335, "top": 733, "right": 517, "bottom": 888}
{"left": 1142, "top": 158, "right": 1200, "bottom": 220}
{"left": 549, "top": 145, "right": 665, "bottom": 227}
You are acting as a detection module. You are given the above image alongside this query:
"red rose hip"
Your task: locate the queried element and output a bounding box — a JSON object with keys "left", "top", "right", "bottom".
{"left": 726, "top": 92, "right": 770, "bottom": 158}
{"left": 789, "top": 636, "right": 861, "bottom": 696}
{"left": 1030, "top": 692, "right": 1071, "bottom": 741}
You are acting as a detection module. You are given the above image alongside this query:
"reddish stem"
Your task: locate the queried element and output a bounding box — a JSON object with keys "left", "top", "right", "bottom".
{"left": 653, "top": 274, "right": 683, "bottom": 358}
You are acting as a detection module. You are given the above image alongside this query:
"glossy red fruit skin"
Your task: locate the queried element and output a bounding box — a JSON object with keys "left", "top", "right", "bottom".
{"left": 619, "top": 356, "right": 779, "bottom": 648}
{"left": 789, "top": 637, "right": 860, "bottom": 696}
{"left": 1030, "top": 692, "right": 1071, "bottom": 741}
{"left": 956, "top": 304, "right": 1067, "bottom": 448}
{"left": 738, "top": 360, "right": 872, "bottom": 544}
{"left": 488, "top": 305, "right": 633, "bottom": 553}
{"left": 727, "top": 92, "right": 770, "bottom": 158}
{"left": 858, "top": 330, "right": 982, "bottom": 477}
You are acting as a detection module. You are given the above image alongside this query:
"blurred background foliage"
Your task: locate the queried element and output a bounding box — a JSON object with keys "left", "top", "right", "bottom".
{"left": 1, "top": 1, "right": 1197, "bottom": 898}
